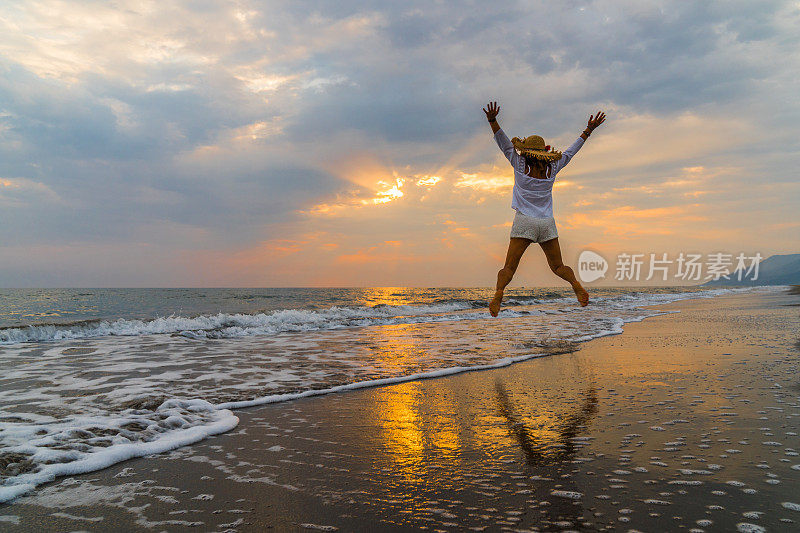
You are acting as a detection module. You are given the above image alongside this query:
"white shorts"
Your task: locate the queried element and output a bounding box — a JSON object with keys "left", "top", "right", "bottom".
{"left": 509, "top": 211, "right": 558, "bottom": 243}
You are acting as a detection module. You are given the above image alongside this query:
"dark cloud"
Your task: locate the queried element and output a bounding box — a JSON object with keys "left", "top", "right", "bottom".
{"left": 0, "top": 0, "right": 796, "bottom": 284}
{"left": 284, "top": 68, "right": 474, "bottom": 143}
{"left": 278, "top": 0, "right": 789, "bottom": 147}
{"left": 0, "top": 155, "right": 346, "bottom": 248}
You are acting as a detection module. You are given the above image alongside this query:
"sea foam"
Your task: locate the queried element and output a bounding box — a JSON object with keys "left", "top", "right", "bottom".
{"left": 0, "top": 287, "right": 752, "bottom": 345}
{"left": 0, "top": 286, "right": 768, "bottom": 503}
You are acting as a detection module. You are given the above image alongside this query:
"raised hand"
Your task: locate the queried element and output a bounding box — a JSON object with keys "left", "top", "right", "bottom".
{"left": 587, "top": 111, "right": 606, "bottom": 131}
{"left": 483, "top": 101, "right": 500, "bottom": 122}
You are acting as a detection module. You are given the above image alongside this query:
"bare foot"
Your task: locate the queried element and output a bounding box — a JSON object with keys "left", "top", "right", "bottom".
{"left": 489, "top": 290, "right": 503, "bottom": 317}
{"left": 573, "top": 285, "right": 589, "bottom": 307}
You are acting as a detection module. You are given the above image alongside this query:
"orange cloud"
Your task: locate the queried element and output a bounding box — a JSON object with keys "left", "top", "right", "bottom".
{"left": 371, "top": 178, "right": 404, "bottom": 204}
{"left": 335, "top": 250, "right": 423, "bottom": 264}
{"left": 553, "top": 180, "right": 579, "bottom": 189}
{"left": 335, "top": 242, "right": 422, "bottom": 264}
{"left": 610, "top": 204, "right": 707, "bottom": 219}
{"left": 327, "top": 153, "right": 393, "bottom": 189}
{"left": 563, "top": 204, "right": 709, "bottom": 237}
{"left": 302, "top": 177, "right": 407, "bottom": 216}
{"left": 416, "top": 175, "right": 441, "bottom": 187}
{"left": 454, "top": 170, "right": 511, "bottom": 192}
{"left": 563, "top": 113, "right": 750, "bottom": 177}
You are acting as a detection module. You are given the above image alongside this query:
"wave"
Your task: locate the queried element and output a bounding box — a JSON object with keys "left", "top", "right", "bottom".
{"left": 0, "top": 286, "right": 766, "bottom": 503}
{"left": 0, "top": 399, "right": 238, "bottom": 503}
{"left": 0, "top": 318, "right": 617, "bottom": 504}
{"left": 0, "top": 299, "right": 534, "bottom": 345}
{"left": 0, "top": 287, "right": 752, "bottom": 345}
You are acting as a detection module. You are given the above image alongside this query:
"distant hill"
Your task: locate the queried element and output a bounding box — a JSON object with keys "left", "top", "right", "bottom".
{"left": 703, "top": 253, "right": 800, "bottom": 286}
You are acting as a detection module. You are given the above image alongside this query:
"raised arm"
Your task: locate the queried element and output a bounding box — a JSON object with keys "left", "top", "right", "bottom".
{"left": 553, "top": 110, "right": 607, "bottom": 175}
{"left": 484, "top": 101, "right": 518, "bottom": 166}
{"left": 483, "top": 101, "right": 501, "bottom": 134}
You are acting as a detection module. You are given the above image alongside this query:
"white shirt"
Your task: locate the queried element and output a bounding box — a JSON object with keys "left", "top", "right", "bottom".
{"left": 494, "top": 128, "right": 584, "bottom": 218}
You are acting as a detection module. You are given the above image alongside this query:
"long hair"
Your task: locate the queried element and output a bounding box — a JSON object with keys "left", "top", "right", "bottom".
{"left": 524, "top": 155, "right": 551, "bottom": 179}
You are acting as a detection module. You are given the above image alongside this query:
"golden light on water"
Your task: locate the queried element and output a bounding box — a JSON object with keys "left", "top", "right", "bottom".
{"left": 357, "top": 318, "right": 603, "bottom": 499}
{"left": 357, "top": 287, "right": 416, "bottom": 308}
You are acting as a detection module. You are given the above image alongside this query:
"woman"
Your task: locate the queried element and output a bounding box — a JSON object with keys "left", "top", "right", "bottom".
{"left": 483, "top": 101, "right": 605, "bottom": 316}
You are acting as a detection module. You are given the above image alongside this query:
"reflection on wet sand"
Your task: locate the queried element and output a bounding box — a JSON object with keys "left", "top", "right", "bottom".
{"left": 365, "top": 355, "right": 604, "bottom": 529}
{"left": 494, "top": 381, "right": 599, "bottom": 466}
{"left": 375, "top": 381, "right": 425, "bottom": 484}
{"left": 492, "top": 379, "right": 600, "bottom": 529}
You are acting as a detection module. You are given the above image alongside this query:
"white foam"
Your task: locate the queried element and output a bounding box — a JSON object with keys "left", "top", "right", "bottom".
{"left": 737, "top": 524, "right": 766, "bottom": 533}
{"left": 644, "top": 499, "right": 671, "bottom": 505}
{"left": 0, "top": 400, "right": 238, "bottom": 504}
{"left": 550, "top": 490, "right": 582, "bottom": 499}
{"left": 0, "top": 286, "right": 763, "bottom": 504}
{"left": 0, "top": 304, "right": 483, "bottom": 345}
{"left": 299, "top": 524, "right": 338, "bottom": 531}
{"left": 216, "top": 351, "right": 553, "bottom": 410}
{"left": 0, "top": 287, "right": 757, "bottom": 345}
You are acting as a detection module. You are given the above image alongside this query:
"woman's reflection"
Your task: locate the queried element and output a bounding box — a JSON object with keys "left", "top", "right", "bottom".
{"left": 494, "top": 380, "right": 598, "bottom": 466}
{"left": 495, "top": 379, "right": 599, "bottom": 528}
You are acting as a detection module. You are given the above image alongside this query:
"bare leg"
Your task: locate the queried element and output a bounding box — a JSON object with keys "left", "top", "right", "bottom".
{"left": 490, "top": 238, "right": 532, "bottom": 316}
{"left": 539, "top": 237, "right": 589, "bottom": 306}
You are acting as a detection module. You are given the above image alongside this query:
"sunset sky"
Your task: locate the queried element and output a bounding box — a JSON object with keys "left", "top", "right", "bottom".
{"left": 1, "top": 0, "right": 798, "bottom": 287}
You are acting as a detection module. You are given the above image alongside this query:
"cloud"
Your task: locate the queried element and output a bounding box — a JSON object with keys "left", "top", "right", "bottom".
{"left": 0, "top": 0, "right": 798, "bottom": 286}
{"left": 0, "top": 176, "right": 62, "bottom": 211}
{"left": 454, "top": 170, "right": 512, "bottom": 192}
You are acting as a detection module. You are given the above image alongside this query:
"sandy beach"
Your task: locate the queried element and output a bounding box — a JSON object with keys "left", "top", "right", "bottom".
{"left": 2, "top": 288, "right": 799, "bottom": 532}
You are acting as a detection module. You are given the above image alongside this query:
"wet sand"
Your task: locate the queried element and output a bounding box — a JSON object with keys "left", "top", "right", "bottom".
{"left": 3, "top": 289, "right": 800, "bottom": 532}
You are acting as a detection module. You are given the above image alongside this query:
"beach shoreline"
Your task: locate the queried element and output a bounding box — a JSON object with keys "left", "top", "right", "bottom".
{"left": 3, "top": 288, "right": 799, "bottom": 531}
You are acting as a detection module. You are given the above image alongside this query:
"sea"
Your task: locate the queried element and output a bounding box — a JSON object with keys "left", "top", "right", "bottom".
{"left": 0, "top": 286, "right": 758, "bottom": 502}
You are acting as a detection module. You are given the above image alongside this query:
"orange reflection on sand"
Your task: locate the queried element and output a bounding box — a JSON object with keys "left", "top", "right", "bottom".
{"left": 493, "top": 381, "right": 599, "bottom": 466}
{"left": 372, "top": 383, "right": 467, "bottom": 495}
{"left": 374, "top": 381, "right": 426, "bottom": 487}
{"left": 352, "top": 323, "right": 604, "bottom": 506}
{"left": 362, "top": 323, "right": 467, "bottom": 490}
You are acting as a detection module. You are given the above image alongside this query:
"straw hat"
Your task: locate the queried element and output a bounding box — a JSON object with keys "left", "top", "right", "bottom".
{"left": 511, "top": 135, "right": 562, "bottom": 162}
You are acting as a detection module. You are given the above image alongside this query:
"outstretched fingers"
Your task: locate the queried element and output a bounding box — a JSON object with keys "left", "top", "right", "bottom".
{"left": 595, "top": 110, "right": 606, "bottom": 123}
{"left": 483, "top": 101, "right": 500, "bottom": 119}
{"left": 588, "top": 110, "right": 606, "bottom": 129}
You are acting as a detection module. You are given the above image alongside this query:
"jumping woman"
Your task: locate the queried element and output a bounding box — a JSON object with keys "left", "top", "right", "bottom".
{"left": 483, "top": 101, "right": 606, "bottom": 316}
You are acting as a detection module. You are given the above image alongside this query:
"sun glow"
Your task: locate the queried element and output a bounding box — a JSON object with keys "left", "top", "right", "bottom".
{"left": 366, "top": 178, "right": 405, "bottom": 204}
{"left": 415, "top": 175, "right": 441, "bottom": 187}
